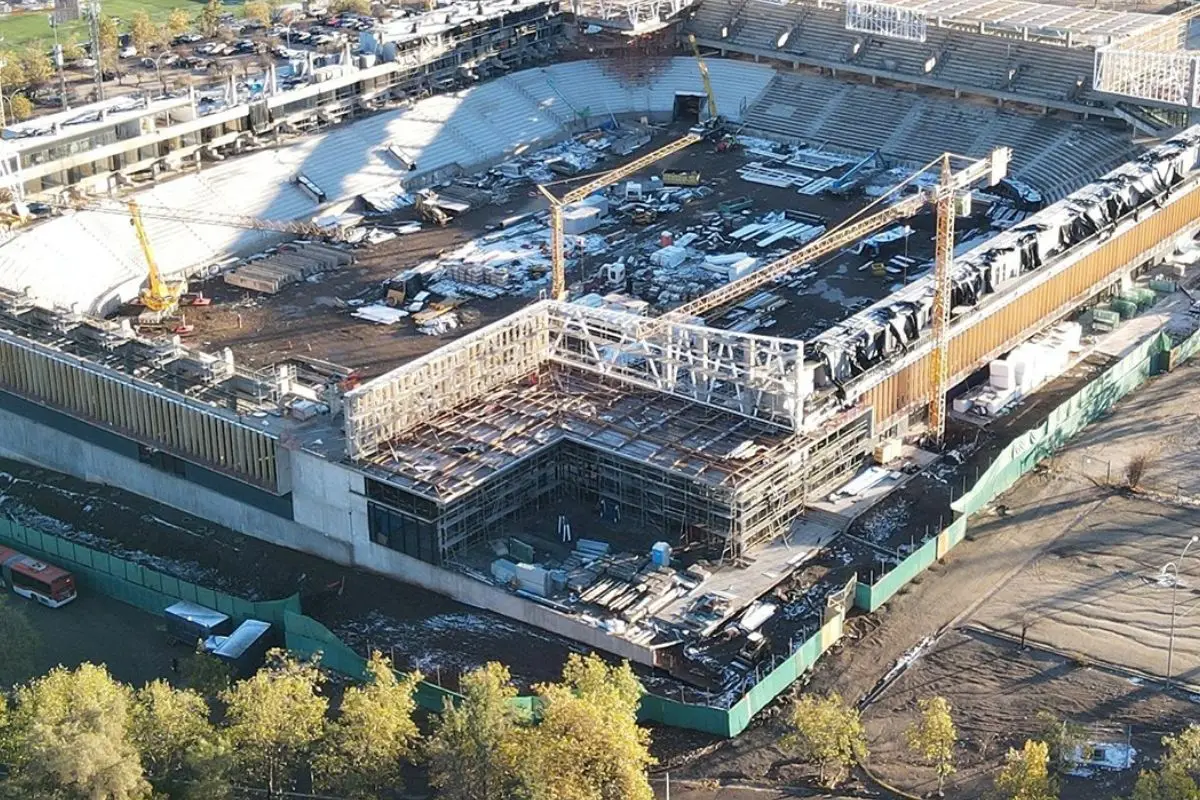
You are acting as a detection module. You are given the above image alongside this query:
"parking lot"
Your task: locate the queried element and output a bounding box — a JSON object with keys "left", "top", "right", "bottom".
{"left": 3, "top": 591, "right": 177, "bottom": 688}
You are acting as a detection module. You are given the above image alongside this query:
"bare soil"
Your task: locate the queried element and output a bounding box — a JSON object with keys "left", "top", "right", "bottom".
{"left": 662, "top": 353, "right": 1200, "bottom": 799}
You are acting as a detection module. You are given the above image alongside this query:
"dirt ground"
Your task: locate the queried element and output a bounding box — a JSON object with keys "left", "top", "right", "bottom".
{"left": 184, "top": 130, "right": 948, "bottom": 381}
{"left": 663, "top": 353, "right": 1200, "bottom": 799}
{"left": 0, "top": 454, "right": 581, "bottom": 691}
{"left": 2, "top": 592, "right": 180, "bottom": 689}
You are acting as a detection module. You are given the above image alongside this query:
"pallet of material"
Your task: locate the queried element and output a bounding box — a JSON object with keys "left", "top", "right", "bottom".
{"left": 224, "top": 270, "right": 287, "bottom": 294}
{"left": 284, "top": 241, "right": 353, "bottom": 267}
{"left": 797, "top": 176, "right": 836, "bottom": 196}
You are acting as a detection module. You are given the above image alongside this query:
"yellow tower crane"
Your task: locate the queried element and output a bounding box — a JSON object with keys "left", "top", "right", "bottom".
{"left": 537, "top": 132, "right": 702, "bottom": 300}
{"left": 55, "top": 196, "right": 349, "bottom": 314}
{"left": 666, "top": 148, "right": 1009, "bottom": 446}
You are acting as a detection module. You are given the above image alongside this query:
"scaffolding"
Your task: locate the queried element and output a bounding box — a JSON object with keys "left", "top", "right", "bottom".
{"left": 1093, "top": 6, "right": 1200, "bottom": 107}
{"left": 844, "top": 1, "right": 927, "bottom": 44}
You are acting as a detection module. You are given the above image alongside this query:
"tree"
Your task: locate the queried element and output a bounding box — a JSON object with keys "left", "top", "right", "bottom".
{"left": 0, "top": 594, "right": 39, "bottom": 684}
{"left": 18, "top": 47, "right": 52, "bottom": 90}
{"left": 7, "top": 95, "right": 33, "bottom": 123}
{"left": 166, "top": 8, "right": 193, "bottom": 38}
{"left": 61, "top": 37, "right": 86, "bottom": 62}
{"left": 198, "top": 0, "right": 224, "bottom": 38}
{"left": 0, "top": 54, "right": 25, "bottom": 92}
{"left": 130, "top": 680, "right": 219, "bottom": 793}
{"left": 181, "top": 647, "right": 233, "bottom": 699}
{"left": 244, "top": 0, "right": 274, "bottom": 26}
{"left": 315, "top": 652, "right": 422, "bottom": 798}
{"left": 1034, "top": 710, "right": 1091, "bottom": 775}
{"left": 426, "top": 662, "right": 527, "bottom": 800}
{"left": 130, "top": 10, "right": 162, "bottom": 52}
{"left": 1132, "top": 725, "right": 1200, "bottom": 800}
{"left": 98, "top": 15, "right": 120, "bottom": 76}
{"left": 905, "top": 696, "right": 957, "bottom": 796}
{"left": 332, "top": 0, "right": 372, "bottom": 14}
{"left": 995, "top": 740, "right": 1058, "bottom": 800}
{"left": 782, "top": 692, "right": 868, "bottom": 789}
{"left": 2, "top": 663, "right": 150, "bottom": 799}
{"left": 522, "top": 653, "right": 655, "bottom": 800}
{"left": 221, "top": 650, "right": 328, "bottom": 796}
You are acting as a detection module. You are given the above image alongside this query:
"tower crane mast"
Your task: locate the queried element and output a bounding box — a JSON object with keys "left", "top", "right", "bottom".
{"left": 538, "top": 132, "right": 701, "bottom": 300}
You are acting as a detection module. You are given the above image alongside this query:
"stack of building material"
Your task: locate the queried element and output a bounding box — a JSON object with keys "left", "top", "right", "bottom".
{"left": 650, "top": 245, "right": 687, "bottom": 268}
{"left": 352, "top": 304, "right": 408, "bottom": 325}
{"left": 515, "top": 563, "right": 550, "bottom": 597}
{"left": 1092, "top": 307, "right": 1121, "bottom": 332}
{"left": 737, "top": 162, "right": 810, "bottom": 188}
{"left": 224, "top": 242, "right": 353, "bottom": 294}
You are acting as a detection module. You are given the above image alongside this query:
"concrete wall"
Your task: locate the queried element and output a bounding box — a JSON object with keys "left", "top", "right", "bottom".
{"left": 350, "top": 534, "right": 658, "bottom": 667}
{"left": 0, "top": 402, "right": 660, "bottom": 667}
{"left": 0, "top": 406, "right": 352, "bottom": 566}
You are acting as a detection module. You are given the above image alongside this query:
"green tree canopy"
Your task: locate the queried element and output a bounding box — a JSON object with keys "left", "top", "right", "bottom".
{"left": 198, "top": 0, "right": 224, "bottom": 38}
{"left": 1132, "top": 725, "right": 1200, "bottom": 800}
{"left": 166, "top": 8, "right": 193, "bottom": 38}
{"left": 522, "top": 653, "right": 655, "bottom": 800}
{"left": 2, "top": 663, "right": 150, "bottom": 799}
{"left": 426, "top": 661, "right": 527, "bottom": 800}
{"left": 995, "top": 740, "right": 1058, "bottom": 800}
{"left": 221, "top": 650, "right": 328, "bottom": 796}
{"left": 905, "top": 695, "right": 957, "bottom": 796}
{"left": 782, "top": 691, "right": 868, "bottom": 789}
{"left": 130, "top": 679, "right": 220, "bottom": 794}
{"left": 129, "top": 10, "right": 162, "bottom": 52}
{"left": 315, "top": 651, "right": 422, "bottom": 798}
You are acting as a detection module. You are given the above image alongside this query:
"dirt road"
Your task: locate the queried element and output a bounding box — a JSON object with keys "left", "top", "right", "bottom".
{"left": 665, "top": 359, "right": 1200, "bottom": 798}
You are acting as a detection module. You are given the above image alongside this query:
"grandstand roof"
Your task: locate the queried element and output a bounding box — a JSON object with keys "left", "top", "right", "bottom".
{"left": 879, "top": 0, "right": 1164, "bottom": 43}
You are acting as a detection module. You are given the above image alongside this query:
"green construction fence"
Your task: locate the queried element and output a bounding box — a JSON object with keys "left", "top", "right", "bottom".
{"left": 10, "top": 322, "right": 1198, "bottom": 739}
{"left": 856, "top": 326, "right": 1198, "bottom": 614}
{"left": 0, "top": 518, "right": 300, "bottom": 624}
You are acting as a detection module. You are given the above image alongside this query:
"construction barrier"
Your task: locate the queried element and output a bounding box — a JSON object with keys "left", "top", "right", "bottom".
{"left": 856, "top": 328, "right": 1188, "bottom": 614}
{"left": 0, "top": 519, "right": 300, "bottom": 624}
{"left": 8, "top": 323, "right": 1198, "bottom": 739}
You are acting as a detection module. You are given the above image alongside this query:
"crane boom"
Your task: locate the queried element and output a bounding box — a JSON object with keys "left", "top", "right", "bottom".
{"left": 544, "top": 132, "right": 703, "bottom": 299}
{"left": 561, "top": 133, "right": 702, "bottom": 205}
{"left": 689, "top": 34, "right": 719, "bottom": 122}
{"left": 667, "top": 151, "right": 1007, "bottom": 322}
{"left": 128, "top": 200, "right": 185, "bottom": 313}
{"left": 61, "top": 198, "right": 338, "bottom": 239}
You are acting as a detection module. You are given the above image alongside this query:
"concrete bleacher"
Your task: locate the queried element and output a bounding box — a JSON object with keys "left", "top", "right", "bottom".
{"left": 0, "top": 58, "right": 777, "bottom": 314}
{"left": 742, "top": 71, "right": 1136, "bottom": 201}
{"left": 689, "top": 0, "right": 1104, "bottom": 109}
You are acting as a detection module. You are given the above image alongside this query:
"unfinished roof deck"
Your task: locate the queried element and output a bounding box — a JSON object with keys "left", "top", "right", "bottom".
{"left": 358, "top": 366, "right": 802, "bottom": 502}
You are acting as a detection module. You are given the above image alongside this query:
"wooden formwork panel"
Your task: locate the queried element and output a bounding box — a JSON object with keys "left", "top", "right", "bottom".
{"left": 865, "top": 185, "right": 1200, "bottom": 426}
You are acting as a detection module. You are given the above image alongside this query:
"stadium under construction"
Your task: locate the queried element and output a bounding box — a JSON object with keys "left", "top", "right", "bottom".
{"left": 2, "top": 0, "right": 1200, "bottom": 707}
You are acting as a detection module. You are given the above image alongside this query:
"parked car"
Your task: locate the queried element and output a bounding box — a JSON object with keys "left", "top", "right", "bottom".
{"left": 119, "top": 45, "right": 137, "bottom": 59}
{"left": 69, "top": 57, "right": 97, "bottom": 69}
{"left": 173, "top": 32, "right": 203, "bottom": 44}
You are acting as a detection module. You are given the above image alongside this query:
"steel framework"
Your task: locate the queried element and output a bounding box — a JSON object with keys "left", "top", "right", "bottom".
{"left": 571, "top": 0, "right": 699, "bottom": 33}
{"left": 344, "top": 300, "right": 806, "bottom": 462}
{"left": 545, "top": 301, "right": 804, "bottom": 430}
{"left": 1093, "top": 6, "right": 1200, "bottom": 107}
{"left": 845, "top": 0, "right": 927, "bottom": 43}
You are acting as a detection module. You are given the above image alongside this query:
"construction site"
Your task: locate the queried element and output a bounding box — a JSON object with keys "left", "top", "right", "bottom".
{"left": 2, "top": 0, "right": 1200, "bottom": 735}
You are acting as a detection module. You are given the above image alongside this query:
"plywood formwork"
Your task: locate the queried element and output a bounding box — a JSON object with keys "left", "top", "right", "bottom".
{"left": 856, "top": 179, "right": 1200, "bottom": 427}
{"left": 0, "top": 330, "right": 280, "bottom": 490}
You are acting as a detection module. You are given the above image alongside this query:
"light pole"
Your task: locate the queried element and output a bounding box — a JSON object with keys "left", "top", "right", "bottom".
{"left": 154, "top": 51, "right": 172, "bottom": 97}
{"left": 0, "top": 38, "right": 6, "bottom": 130}
{"left": 1166, "top": 534, "right": 1199, "bottom": 687}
